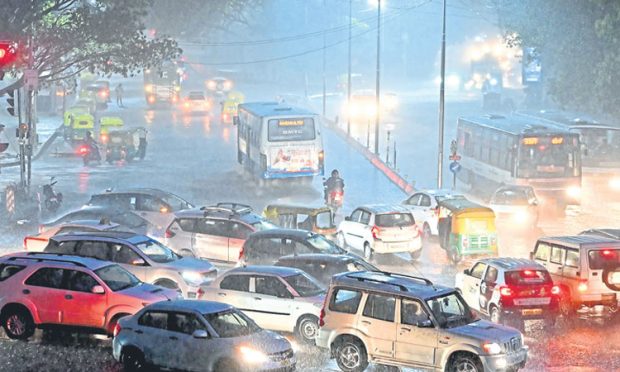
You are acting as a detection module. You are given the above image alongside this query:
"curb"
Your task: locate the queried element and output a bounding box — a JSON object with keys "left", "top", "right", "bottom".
{"left": 323, "top": 117, "right": 415, "bottom": 195}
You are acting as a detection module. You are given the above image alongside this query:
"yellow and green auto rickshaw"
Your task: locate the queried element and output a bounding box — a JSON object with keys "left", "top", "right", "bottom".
{"left": 263, "top": 204, "right": 336, "bottom": 237}
{"left": 221, "top": 91, "right": 244, "bottom": 124}
{"left": 437, "top": 198, "right": 497, "bottom": 264}
{"left": 101, "top": 127, "right": 147, "bottom": 162}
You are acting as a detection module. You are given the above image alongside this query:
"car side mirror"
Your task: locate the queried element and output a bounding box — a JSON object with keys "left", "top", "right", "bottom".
{"left": 233, "top": 116, "right": 240, "bottom": 126}
{"left": 192, "top": 330, "right": 209, "bottom": 339}
{"left": 463, "top": 269, "right": 470, "bottom": 275}
{"left": 529, "top": 252, "right": 535, "bottom": 260}
{"left": 416, "top": 319, "right": 433, "bottom": 328}
{"left": 344, "top": 216, "right": 351, "bottom": 221}
{"left": 91, "top": 285, "right": 105, "bottom": 294}
{"left": 131, "top": 258, "right": 147, "bottom": 266}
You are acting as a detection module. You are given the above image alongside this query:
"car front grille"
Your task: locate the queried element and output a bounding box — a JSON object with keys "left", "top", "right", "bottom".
{"left": 503, "top": 336, "right": 522, "bottom": 353}
{"left": 269, "top": 348, "right": 294, "bottom": 362}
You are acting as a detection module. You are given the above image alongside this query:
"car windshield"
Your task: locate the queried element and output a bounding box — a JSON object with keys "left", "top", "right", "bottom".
{"left": 203, "top": 309, "right": 261, "bottom": 337}
{"left": 251, "top": 219, "right": 278, "bottom": 231}
{"left": 491, "top": 190, "right": 530, "bottom": 205}
{"left": 588, "top": 249, "right": 620, "bottom": 270}
{"left": 306, "top": 233, "right": 344, "bottom": 254}
{"left": 283, "top": 273, "right": 325, "bottom": 297}
{"left": 427, "top": 292, "right": 476, "bottom": 329}
{"left": 94, "top": 264, "right": 141, "bottom": 291}
{"left": 505, "top": 270, "right": 552, "bottom": 285}
{"left": 375, "top": 213, "right": 414, "bottom": 227}
{"left": 134, "top": 239, "right": 178, "bottom": 263}
{"left": 517, "top": 137, "right": 581, "bottom": 178}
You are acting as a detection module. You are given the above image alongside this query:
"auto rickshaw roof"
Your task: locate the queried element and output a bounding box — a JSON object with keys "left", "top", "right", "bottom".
{"left": 264, "top": 204, "right": 332, "bottom": 215}
{"left": 437, "top": 198, "right": 493, "bottom": 214}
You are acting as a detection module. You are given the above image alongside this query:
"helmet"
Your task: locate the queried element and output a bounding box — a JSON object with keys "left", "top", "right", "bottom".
{"left": 331, "top": 169, "right": 339, "bottom": 177}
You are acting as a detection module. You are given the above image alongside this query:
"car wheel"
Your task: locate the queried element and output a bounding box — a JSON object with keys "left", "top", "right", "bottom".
{"left": 336, "top": 338, "right": 369, "bottom": 372}
{"left": 489, "top": 305, "right": 502, "bottom": 325}
{"left": 449, "top": 353, "right": 483, "bottom": 372}
{"left": 423, "top": 223, "right": 432, "bottom": 241}
{"left": 122, "top": 347, "right": 147, "bottom": 372}
{"left": 337, "top": 232, "right": 347, "bottom": 249}
{"left": 410, "top": 249, "right": 422, "bottom": 261}
{"left": 296, "top": 315, "right": 319, "bottom": 344}
{"left": 363, "top": 243, "right": 373, "bottom": 260}
{"left": 2, "top": 307, "right": 35, "bottom": 340}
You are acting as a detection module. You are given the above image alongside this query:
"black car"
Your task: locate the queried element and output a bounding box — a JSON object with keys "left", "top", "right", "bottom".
{"left": 42, "top": 206, "right": 152, "bottom": 236}
{"left": 238, "top": 228, "right": 346, "bottom": 266}
{"left": 580, "top": 228, "right": 620, "bottom": 240}
{"left": 274, "top": 253, "right": 377, "bottom": 287}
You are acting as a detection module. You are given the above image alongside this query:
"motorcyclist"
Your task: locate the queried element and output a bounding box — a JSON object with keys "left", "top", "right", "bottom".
{"left": 83, "top": 130, "right": 101, "bottom": 161}
{"left": 324, "top": 169, "right": 344, "bottom": 202}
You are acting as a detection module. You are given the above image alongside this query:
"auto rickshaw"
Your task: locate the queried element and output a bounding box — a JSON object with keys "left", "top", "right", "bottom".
{"left": 101, "top": 127, "right": 147, "bottom": 162}
{"left": 64, "top": 112, "right": 95, "bottom": 143}
{"left": 263, "top": 204, "right": 336, "bottom": 237}
{"left": 437, "top": 198, "right": 497, "bottom": 264}
{"left": 221, "top": 91, "right": 244, "bottom": 124}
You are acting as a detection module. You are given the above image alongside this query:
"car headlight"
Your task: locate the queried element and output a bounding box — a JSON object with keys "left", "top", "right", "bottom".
{"left": 566, "top": 186, "right": 581, "bottom": 199}
{"left": 511, "top": 210, "right": 529, "bottom": 224}
{"left": 609, "top": 177, "right": 620, "bottom": 191}
{"left": 181, "top": 271, "right": 203, "bottom": 285}
{"left": 482, "top": 342, "right": 502, "bottom": 355}
{"left": 239, "top": 345, "right": 268, "bottom": 363}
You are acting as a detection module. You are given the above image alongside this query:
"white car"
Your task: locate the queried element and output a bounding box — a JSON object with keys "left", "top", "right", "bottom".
{"left": 337, "top": 204, "right": 422, "bottom": 261}
{"left": 489, "top": 185, "right": 539, "bottom": 229}
{"left": 200, "top": 266, "right": 325, "bottom": 344}
{"left": 402, "top": 189, "right": 465, "bottom": 238}
{"left": 182, "top": 91, "right": 211, "bottom": 113}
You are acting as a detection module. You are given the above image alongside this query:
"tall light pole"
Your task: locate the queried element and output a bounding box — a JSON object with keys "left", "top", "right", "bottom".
{"left": 374, "top": 0, "right": 381, "bottom": 155}
{"left": 437, "top": 0, "right": 447, "bottom": 188}
{"left": 322, "top": 0, "right": 327, "bottom": 117}
{"left": 347, "top": 0, "right": 352, "bottom": 136}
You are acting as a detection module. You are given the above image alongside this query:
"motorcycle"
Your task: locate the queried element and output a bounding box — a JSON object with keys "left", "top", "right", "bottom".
{"left": 323, "top": 178, "right": 344, "bottom": 218}
{"left": 40, "top": 176, "right": 63, "bottom": 213}
{"left": 77, "top": 141, "right": 101, "bottom": 166}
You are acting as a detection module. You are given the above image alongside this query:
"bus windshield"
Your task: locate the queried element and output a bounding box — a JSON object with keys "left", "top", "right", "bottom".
{"left": 268, "top": 118, "right": 315, "bottom": 142}
{"left": 573, "top": 127, "right": 620, "bottom": 165}
{"left": 517, "top": 136, "right": 580, "bottom": 178}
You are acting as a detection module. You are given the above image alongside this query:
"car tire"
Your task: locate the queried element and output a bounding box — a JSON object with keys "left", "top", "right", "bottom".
{"left": 122, "top": 347, "right": 147, "bottom": 372}
{"left": 410, "top": 249, "right": 422, "bottom": 261}
{"left": 363, "top": 243, "right": 373, "bottom": 260}
{"left": 422, "top": 223, "right": 432, "bottom": 241}
{"left": 296, "top": 315, "right": 319, "bottom": 344}
{"left": 2, "top": 307, "right": 35, "bottom": 340}
{"left": 336, "top": 338, "right": 369, "bottom": 372}
{"left": 337, "top": 232, "right": 347, "bottom": 250}
{"left": 449, "top": 353, "right": 483, "bottom": 372}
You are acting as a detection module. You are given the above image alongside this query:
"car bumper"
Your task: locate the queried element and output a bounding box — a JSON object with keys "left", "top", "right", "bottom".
{"left": 373, "top": 238, "right": 422, "bottom": 254}
{"left": 480, "top": 347, "right": 528, "bottom": 372}
{"left": 315, "top": 329, "right": 332, "bottom": 350}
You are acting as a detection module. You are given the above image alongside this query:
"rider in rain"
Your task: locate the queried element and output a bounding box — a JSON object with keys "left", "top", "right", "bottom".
{"left": 324, "top": 169, "right": 345, "bottom": 203}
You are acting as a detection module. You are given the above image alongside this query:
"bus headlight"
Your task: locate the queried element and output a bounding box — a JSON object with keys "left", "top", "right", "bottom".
{"left": 566, "top": 186, "right": 581, "bottom": 199}
{"left": 609, "top": 177, "right": 620, "bottom": 191}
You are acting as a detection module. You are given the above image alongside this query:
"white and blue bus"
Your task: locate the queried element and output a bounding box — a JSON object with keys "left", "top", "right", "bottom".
{"left": 235, "top": 102, "right": 324, "bottom": 180}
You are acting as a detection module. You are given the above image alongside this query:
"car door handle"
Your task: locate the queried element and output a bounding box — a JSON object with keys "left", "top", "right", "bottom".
{"left": 22, "top": 289, "right": 30, "bottom": 295}
{"left": 361, "top": 320, "right": 371, "bottom": 325}
{"left": 218, "top": 293, "right": 227, "bottom": 297}
{"left": 65, "top": 294, "right": 73, "bottom": 300}
{"left": 169, "top": 336, "right": 178, "bottom": 340}
{"left": 400, "top": 327, "right": 411, "bottom": 332}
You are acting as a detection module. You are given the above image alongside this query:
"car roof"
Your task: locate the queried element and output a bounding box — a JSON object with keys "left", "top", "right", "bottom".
{"left": 175, "top": 207, "right": 264, "bottom": 225}
{"left": 538, "top": 235, "right": 620, "bottom": 248}
{"left": 2, "top": 252, "right": 112, "bottom": 270}
{"left": 357, "top": 204, "right": 412, "bottom": 214}
{"left": 226, "top": 265, "right": 303, "bottom": 277}
{"left": 277, "top": 253, "right": 356, "bottom": 264}
{"left": 45, "top": 206, "right": 134, "bottom": 225}
{"left": 50, "top": 231, "right": 144, "bottom": 242}
{"left": 146, "top": 300, "right": 233, "bottom": 314}
{"left": 249, "top": 228, "right": 313, "bottom": 239}
{"left": 93, "top": 188, "right": 174, "bottom": 199}
{"left": 58, "top": 220, "right": 121, "bottom": 230}
{"left": 477, "top": 257, "right": 546, "bottom": 271}
{"left": 580, "top": 229, "right": 620, "bottom": 240}
{"left": 331, "top": 271, "right": 453, "bottom": 300}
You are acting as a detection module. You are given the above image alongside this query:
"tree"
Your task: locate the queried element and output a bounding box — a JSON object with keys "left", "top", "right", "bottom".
{"left": 493, "top": 0, "right": 620, "bottom": 117}
{"left": 0, "top": 0, "right": 181, "bottom": 90}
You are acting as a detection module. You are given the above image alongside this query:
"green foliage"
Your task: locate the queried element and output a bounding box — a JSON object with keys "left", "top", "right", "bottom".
{"left": 495, "top": 0, "right": 620, "bottom": 116}
{"left": 0, "top": 0, "right": 181, "bottom": 83}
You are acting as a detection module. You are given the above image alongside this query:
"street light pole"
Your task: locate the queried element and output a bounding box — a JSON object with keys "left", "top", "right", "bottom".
{"left": 322, "top": 0, "right": 327, "bottom": 117}
{"left": 374, "top": 0, "right": 381, "bottom": 155}
{"left": 347, "top": 0, "right": 352, "bottom": 136}
{"left": 437, "top": 0, "right": 447, "bottom": 188}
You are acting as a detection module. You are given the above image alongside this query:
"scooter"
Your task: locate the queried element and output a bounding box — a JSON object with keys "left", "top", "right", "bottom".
{"left": 323, "top": 178, "right": 344, "bottom": 218}
{"left": 77, "top": 142, "right": 101, "bottom": 166}
{"left": 41, "top": 176, "right": 63, "bottom": 213}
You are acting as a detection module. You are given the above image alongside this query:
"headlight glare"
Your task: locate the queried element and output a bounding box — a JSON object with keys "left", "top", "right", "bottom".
{"left": 482, "top": 342, "right": 502, "bottom": 355}
{"left": 239, "top": 345, "right": 268, "bottom": 363}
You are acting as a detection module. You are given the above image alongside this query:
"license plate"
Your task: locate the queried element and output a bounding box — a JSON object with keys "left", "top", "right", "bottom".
{"left": 521, "top": 308, "right": 543, "bottom": 316}
{"left": 514, "top": 297, "right": 550, "bottom": 306}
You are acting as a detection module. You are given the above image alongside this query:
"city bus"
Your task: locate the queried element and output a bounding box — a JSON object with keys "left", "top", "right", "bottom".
{"left": 456, "top": 114, "right": 582, "bottom": 208}
{"left": 143, "top": 61, "right": 182, "bottom": 107}
{"left": 517, "top": 110, "right": 620, "bottom": 192}
{"left": 235, "top": 102, "right": 324, "bottom": 181}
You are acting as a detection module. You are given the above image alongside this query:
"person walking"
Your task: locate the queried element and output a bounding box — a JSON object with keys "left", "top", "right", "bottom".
{"left": 115, "top": 83, "right": 124, "bottom": 107}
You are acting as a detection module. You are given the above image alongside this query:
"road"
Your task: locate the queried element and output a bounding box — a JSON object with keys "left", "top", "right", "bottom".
{"left": 0, "top": 77, "right": 618, "bottom": 371}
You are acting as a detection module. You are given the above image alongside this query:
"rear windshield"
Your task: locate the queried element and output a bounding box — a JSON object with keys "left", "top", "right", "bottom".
{"left": 504, "top": 270, "right": 551, "bottom": 285}
{"left": 588, "top": 249, "right": 620, "bottom": 270}
{"left": 375, "top": 213, "right": 414, "bottom": 227}
{"left": 267, "top": 118, "right": 316, "bottom": 142}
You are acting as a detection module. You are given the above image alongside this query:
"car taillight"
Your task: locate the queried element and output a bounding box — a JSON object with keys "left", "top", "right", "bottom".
{"left": 164, "top": 229, "right": 175, "bottom": 238}
{"left": 551, "top": 285, "right": 561, "bottom": 295}
{"left": 319, "top": 294, "right": 328, "bottom": 327}
{"left": 113, "top": 322, "right": 122, "bottom": 337}
{"left": 371, "top": 226, "right": 380, "bottom": 239}
{"left": 238, "top": 246, "right": 245, "bottom": 260}
{"left": 23, "top": 237, "right": 28, "bottom": 250}
{"left": 499, "top": 286, "right": 513, "bottom": 297}
{"left": 196, "top": 287, "right": 205, "bottom": 299}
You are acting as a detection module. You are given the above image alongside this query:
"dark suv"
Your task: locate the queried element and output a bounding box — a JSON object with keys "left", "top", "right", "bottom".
{"left": 274, "top": 253, "right": 376, "bottom": 287}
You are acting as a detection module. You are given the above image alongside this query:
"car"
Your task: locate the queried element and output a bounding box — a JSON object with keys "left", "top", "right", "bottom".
{"left": 86, "top": 188, "right": 194, "bottom": 232}
{"left": 488, "top": 185, "right": 539, "bottom": 229}
{"left": 113, "top": 300, "right": 295, "bottom": 372}
{"left": 580, "top": 228, "right": 620, "bottom": 240}
{"left": 24, "top": 220, "right": 125, "bottom": 252}
{"left": 41, "top": 206, "right": 154, "bottom": 236}
{"left": 274, "top": 253, "right": 377, "bottom": 287}
{"left": 455, "top": 258, "right": 559, "bottom": 329}
{"left": 238, "top": 228, "right": 346, "bottom": 267}
{"left": 337, "top": 204, "right": 422, "bottom": 261}
{"left": 530, "top": 235, "right": 620, "bottom": 320}
{"left": 181, "top": 91, "right": 211, "bottom": 113}
{"left": 201, "top": 265, "right": 325, "bottom": 343}
{"left": 164, "top": 203, "right": 277, "bottom": 262}
{"left": 316, "top": 271, "right": 528, "bottom": 372}
{"left": 0, "top": 252, "right": 179, "bottom": 340}
{"left": 402, "top": 189, "right": 465, "bottom": 238}
{"left": 206, "top": 77, "right": 233, "bottom": 96}
{"left": 44, "top": 232, "right": 218, "bottom": 298}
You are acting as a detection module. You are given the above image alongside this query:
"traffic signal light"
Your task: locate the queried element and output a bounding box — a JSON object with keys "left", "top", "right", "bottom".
{"left": 0, "top": 41, "right": 17, "bottom": 68}
{"left": 6, "top": 90, "right": 15, "bottom": 116}
{"left": 16, "top": 123, "right": 28, "bottom": 139}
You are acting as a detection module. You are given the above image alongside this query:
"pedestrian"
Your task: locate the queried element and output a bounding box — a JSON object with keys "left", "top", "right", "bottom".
{"left": 115, "top": 83, "right": 124, "bottom": 107}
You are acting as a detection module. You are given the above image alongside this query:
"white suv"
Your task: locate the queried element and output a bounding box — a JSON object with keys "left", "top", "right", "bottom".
{"left": 200, "top": 266, "right": 325, "bottom": 343}
{"left": 402, "top": 189, "right": 465, "bottom": 238}
{"left": 316, "top": 271, "right": 528, "bottom": 372}
{"left": 337, "top": 204, "right": 422, "bottom": 261}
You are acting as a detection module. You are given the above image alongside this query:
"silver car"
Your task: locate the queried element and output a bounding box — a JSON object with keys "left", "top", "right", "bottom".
{"left": 113, "top": 300, "right": 296, "bottom": 372}
{"left": 44, "top": 232, "right": 217, "bottom": 298}
{"left": 201, "top": 265, "right": 325, "bottom": 343}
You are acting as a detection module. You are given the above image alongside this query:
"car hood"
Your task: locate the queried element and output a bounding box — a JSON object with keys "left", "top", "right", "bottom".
{"left": 161, "top": 257, "right": 216, "bottom": 272}
{"left": 120, "top": 283, "right": 178, "bottom": 302}
{"left": 449, "top": 319, "right": 520, "bottom": 343}
{"left": 234, "top": 330, "right": 292, "bottom": 354}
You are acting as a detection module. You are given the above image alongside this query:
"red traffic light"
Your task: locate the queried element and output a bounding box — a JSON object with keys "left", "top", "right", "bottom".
{"left": 0, "top": 41, "right": 18, "bottom": 68}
